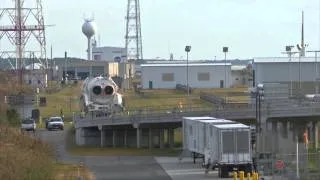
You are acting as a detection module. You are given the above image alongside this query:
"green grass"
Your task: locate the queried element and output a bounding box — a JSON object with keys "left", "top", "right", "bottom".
{"left": 38, "top": 82, "right": 249, "bottom": 119}
{"left": 54, "top": 163, "right": 95, "bottom": 180}
{"left": 38, "top": 83, "right": 81, "bottom": 119}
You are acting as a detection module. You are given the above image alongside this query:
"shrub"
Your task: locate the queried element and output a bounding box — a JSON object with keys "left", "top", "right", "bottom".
{"left": 0, "top": 125, "right": 55, "bottom": 180}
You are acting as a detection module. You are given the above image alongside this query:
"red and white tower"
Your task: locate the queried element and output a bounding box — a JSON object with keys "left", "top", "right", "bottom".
{"left": 0, "top": 0, "right": 47, "bottom": 87}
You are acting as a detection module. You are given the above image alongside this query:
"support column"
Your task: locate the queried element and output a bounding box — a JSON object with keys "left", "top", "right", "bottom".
{"left": 75, "top": 128, "right": 85, "bottom": 146}
{"left": 314, "top": 121, "right": 319, "bottom": 149}
{"left": 136, "top": 127, "right": 141, "bottom": 148}
{"left": 159, "top": 129, "right": 164, "bottom": 149}
{"left": 124, "top": 128, "right": 127, "bottom": 148}
{"left": 100, "top": 129, "right": 106, "bottom": 148}
{"left": 149, "top": 128, "right": 152, "bottom": 150}
{"left": 112, "top": 129, "right": 116, "bottom": 148}
{"left": 168, "top": 128, "right": 174, "bottom": 149}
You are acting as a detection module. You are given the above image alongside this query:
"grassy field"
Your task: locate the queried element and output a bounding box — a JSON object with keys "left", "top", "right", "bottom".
{"left": 0, "top": 124, "right": 94, "bottom": 180}
{"left": 38, "top": 83, "right": 81, "bottom": 120}
{"left": 54, "top": 163, "right": 95, "bottom": 180}
{"left": 37, "top": 81, "right": 249, "bottom": 120}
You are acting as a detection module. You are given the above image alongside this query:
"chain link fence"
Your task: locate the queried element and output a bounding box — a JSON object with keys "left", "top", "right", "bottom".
{"left": 257, "top": 152, "right": 320, "bottom": 180}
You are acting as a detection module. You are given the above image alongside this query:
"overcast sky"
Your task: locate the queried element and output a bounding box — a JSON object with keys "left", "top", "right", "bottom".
{"left": 1, "top": 0, "right": 320, "bottom": 60}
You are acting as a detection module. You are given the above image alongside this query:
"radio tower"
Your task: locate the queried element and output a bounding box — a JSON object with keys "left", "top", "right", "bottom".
{"left": 125, "top": 0, "right": 143, "bottom": 62}
{"left": 0, "top": 0, "right": 47, "bottom": 87}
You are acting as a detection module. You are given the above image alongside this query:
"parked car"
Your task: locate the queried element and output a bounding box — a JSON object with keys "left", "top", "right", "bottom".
{"left": 46, "top": 116, "right": 64, "bottom": 131}
{"left": 21, "top": 118, "right": 36, "bottom": 132}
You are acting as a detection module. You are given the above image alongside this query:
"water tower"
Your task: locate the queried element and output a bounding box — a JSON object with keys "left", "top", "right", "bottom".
{"left": 82, "top": 19, "right": 97, "bottom": 60}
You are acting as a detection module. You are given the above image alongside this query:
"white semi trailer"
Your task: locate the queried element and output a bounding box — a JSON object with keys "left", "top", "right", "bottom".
{"left": 204, "top": 123, "right": 253, "bottom": 178}
{"left": 181, "top": 117, "right": 237, "bottom": 163}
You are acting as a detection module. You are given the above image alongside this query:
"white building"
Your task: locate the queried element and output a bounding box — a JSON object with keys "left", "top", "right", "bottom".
{"left": 24, "top": 63, "right": 48, "bottom": 88}
{"left": 231, "top": 65, "right": 252, "bottom": 87}
{"left": 254, "top": 57, "right": 320, "bottom": 83}
{"left": 141, "top": 63, "right": 232, "bottom": 89}
{"left": 253, "top": 57, "right": 320, "bottom": 94}
{"left": 92, "top": 46, "right": 127, "bottom": 62}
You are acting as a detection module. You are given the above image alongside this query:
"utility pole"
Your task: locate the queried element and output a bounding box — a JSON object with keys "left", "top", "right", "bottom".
{"left": 282, "top": 47, "right": 299, "bottom": 97}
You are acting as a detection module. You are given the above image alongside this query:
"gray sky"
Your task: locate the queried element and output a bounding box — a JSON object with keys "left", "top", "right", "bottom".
{"left": 1, "top": 0, "right": 320, "bottom": 60}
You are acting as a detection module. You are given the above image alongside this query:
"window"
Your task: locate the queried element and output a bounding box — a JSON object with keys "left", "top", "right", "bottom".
{"left": 197, "top": 72, "right": 210, "bottom": 81}
{"left": 162, "top": 73, "right": 174, "bottom": 81}
{"left": 93, "top": 54, "right": 101, "bottom": 60}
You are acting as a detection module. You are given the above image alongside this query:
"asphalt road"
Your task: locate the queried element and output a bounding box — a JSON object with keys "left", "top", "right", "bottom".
{"left": 36, "top": 128, "right": 172, "bottom": 180}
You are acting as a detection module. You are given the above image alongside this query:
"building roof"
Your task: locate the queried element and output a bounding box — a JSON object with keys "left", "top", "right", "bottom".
{"left": 140, "top": 63, "right": 232, "bottom": 67}
{"left": 231, "top": 65, "right": 247, "bottom": 71}
{"left": 213, "top": 123, "right": 249, "bottom": 129}
{"left": 25, "top": 63, "right": 44, "bottom": 70}
{"left": 183, "top": 117, "right": 216, "bottom": 120}
{"left": 254, "top": 57, "right": 320, "bottom": 63}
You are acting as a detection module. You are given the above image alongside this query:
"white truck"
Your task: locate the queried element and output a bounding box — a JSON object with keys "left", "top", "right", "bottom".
{"left": 204, "top": 123, "right": 253, "bottom": 178}
{"left": 181, "top": 116, "right": 237, "bottom": 163}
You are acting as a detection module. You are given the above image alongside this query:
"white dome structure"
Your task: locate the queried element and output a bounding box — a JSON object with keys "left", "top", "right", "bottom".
{"left": 82, "top": 19, "right": 97, "bottom": 61}
{"left": 82, "top": 20, "right": 97, "bottom": 39}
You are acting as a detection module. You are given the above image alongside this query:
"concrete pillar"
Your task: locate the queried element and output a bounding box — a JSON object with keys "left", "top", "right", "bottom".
{"left": 112, "top": 129, "right": 116, "bottom": 148}
{"left": 136, "top": 127, "right": 141, "bottom": 148}
{"left": 149, "top": 128, "right": 153, "bottom": 149}
{"left": 124, "top": 128, "right": 127, "bottom": 148}
{"left": 159, "top": 129, "right": 164, "bottom": 149}
{"left": 314, "top": 121, "right": 319, "bottom": 149}
{"left": 75, "top": 128, "right": 85, "bottom": 146}
{"left": 168, "top": 128, "right": 174, "bottom": 149}
{"left": 271, "top": 121, "right": 278, "bottom": 153}
{"left": 100, "top": 129, "right": 106, "bottom": 148}
{"left": 75, "top": 67, "right": 78, "bottom": 78}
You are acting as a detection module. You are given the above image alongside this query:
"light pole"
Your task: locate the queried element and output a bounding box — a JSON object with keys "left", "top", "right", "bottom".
{"left": 286, "top": 46, "right": 294, "bottom": 97}
{"left": 282, "top": 47, "right": 299, "bottom": 97}
{"left": 254, "top": 84, "right": 264, "bottom": 172}
{"left": 223, "top": 47, "right": 228, "bottom": 88}
{"left": 185, "top": 46, "right": 191, "bottom": 97}
{"left": 307, "top": 50, "right": 320, "bottom": 94}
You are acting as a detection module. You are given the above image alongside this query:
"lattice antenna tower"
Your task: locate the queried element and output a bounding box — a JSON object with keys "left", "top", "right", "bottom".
{"left": 0, "top": 0, "right": 48, "bottom": 87}
{"left": 125, "top": 0, "right": 143, "bottom": 62}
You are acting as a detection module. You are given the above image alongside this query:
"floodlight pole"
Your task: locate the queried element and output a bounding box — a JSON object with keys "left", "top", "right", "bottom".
{"left": 185, "top": 46, "right": 191, "bottom": 111}
{"left": 185, "top": 46, "right": 191, "bottom": 97}
{"left": 223, "top": 47, "right": 229, "bottom": 88}
{"left": 282, "top": 47, "right": 299, "bottom": 97}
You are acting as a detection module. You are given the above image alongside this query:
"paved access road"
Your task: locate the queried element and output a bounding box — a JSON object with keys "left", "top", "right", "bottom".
{"left": 36, "top": 128, "right": 171, "bottom": 180}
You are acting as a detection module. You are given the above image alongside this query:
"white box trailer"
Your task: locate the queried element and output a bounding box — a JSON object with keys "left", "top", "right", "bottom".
{"left": 182, "top": 117, "right": 237, "bottom": 162}
{"left": 204, "top": 123, "right": 253, "bottom": 178}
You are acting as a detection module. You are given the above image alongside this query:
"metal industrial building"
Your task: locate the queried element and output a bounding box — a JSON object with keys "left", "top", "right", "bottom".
{"left": 58, "top": 60, "right": 119, "bottom": 80}
{"left": 92, "top": 46, "right": 127, "bottom": 62}
{"left": 140, "top": 63, "right": 232, "bottom": 89}
{"left": 57, "top": 60, "right": 133, "bottom": 89}
{"left": 253, "top": 57, "right": 320, "bottom": 94}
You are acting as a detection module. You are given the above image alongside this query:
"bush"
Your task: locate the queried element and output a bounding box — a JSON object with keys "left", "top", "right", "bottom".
{"left": 6, "top": 108, "right": 20, "bottom": 126}
{"left": 0, "top": 125, "right": 55, "bottom": 180}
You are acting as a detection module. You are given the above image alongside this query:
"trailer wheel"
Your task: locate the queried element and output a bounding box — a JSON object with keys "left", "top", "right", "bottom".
{"left": 219, "top": 166, "right": 229, "bottom": 178}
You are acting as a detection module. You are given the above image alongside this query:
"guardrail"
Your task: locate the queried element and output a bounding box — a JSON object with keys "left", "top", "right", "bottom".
{"left": 74, "top": 100, "right": 320, "bottom": 128}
